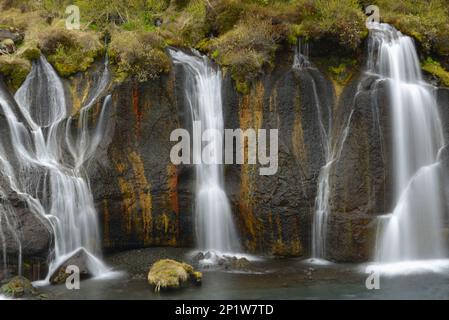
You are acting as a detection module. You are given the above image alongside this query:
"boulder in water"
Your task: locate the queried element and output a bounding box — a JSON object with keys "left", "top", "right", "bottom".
{"left": 147, "top": 259, "right": 202, "bottom": 292}
{"left": 49, "top": 248, "right": 94, "bottom": 284}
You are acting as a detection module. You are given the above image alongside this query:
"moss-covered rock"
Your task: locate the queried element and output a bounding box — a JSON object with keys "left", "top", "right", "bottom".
{"left": 108, "top": 29, "right": 170, "bottom": 82}
{"left": 0, "top": 55, "right": 31, "bottom": 90}
{"left": 147, "top": 259, "right": 202, "bottom": 292}
{"left": 0, "top": 276, "right": 41, "bottom": 299}
{"left": 422, "top": 57, "right": 449, "bottom": 87}
{"left": 38, "top": 27, "right": 103, "bottom": 77}
{"left": 17, "top": 43, "right": 41, "bottom": 60}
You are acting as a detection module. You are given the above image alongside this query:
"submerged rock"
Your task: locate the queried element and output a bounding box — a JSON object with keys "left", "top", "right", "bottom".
{"left": 147, "top": 259, "right": 202, "bottom": 292}
{"left": 49, "top": 248, "right": 94, "bottom": 284}
{"left": 0, "top": 276, "right": 42, "bottom": 298}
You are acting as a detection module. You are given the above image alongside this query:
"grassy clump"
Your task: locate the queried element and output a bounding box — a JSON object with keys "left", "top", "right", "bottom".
{"left": 422, "top": 57, "right": 449, "bottom": 87}
{"left": 38, "top": 27, "right": 104, "bottom": 77}
{"left": 158, "top": 0, "right": 209, "bottom": 47}
{"left": 0, "top": 55, "right": 31, "bottom": 90}
{"left": 209, "top": 14, "right": 282, "bottom": 93}
{"left": 301, "top": 0, "right": 367, "bottom": 49}
{"left": 108, "top": 29, "right": 170, "bottom": 82}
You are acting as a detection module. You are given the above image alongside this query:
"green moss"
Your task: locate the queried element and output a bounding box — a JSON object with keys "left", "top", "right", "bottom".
{"left": 18, "top": 45, "right": 41, "bottom": 60}
{"left": 0, "top": 55, "right": 31, "bottom": 90}
{"left": 422, "top": 57, "right": 449, "bottom": 87}
{"left": 235, "top": 79, "right": 250, "bottom": 95}
{"left": 38, "top": 27, "right": 103, "bottom": 77}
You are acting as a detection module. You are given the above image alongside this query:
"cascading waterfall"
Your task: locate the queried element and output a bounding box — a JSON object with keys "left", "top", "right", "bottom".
{"left": 370, "top": 23, "right": 447, "bottom": 266}
{"left": 0, "top": 55, "right": 112, "bottom": 281}
{"left": 170, "top": 49, "right": 240, "bottom": 256}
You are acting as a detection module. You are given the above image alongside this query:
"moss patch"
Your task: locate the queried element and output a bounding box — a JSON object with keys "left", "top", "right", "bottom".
{"left": 0, "top": 55, "right": 31, "bottom": 90}
{"left": 38, "top": 27, "right": 104, "bottom": 77}
{"left": 422, "top": 57, "right": 449, "bottom": 87}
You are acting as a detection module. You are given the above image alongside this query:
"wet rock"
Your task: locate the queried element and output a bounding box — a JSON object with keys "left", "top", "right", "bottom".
{"left": 0, "top": 28, "right": 24, "bottom": 43}
{"left": 0, "top": 276, "right": 43, "bottom": 299}
{"left": 148, "top": 259, "right": 202, "bottom": 292}
{"left": 326, "top": 74, "right": 391, "bottom": 262}
{"left": 49, "top": 248, "right": 94, "bottom": 284}
{"left": 229, "top": 257, "right": 250, "bottom": 269}
{"left": 0, "top": 192, "right": 53, "bottom": 260}
{"left": 304, "top": 267, "right": 314, "bottom": 280}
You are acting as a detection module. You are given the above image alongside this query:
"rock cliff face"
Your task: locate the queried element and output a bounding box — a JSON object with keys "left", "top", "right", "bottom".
{"left": 89, "top": 49, "right": 334, "bottom": 257}
{"left": 2, "top": 46, "right": 449, "bottom": 265}
{"left": 86, "top": 47, "right": 449, "bottom": 260}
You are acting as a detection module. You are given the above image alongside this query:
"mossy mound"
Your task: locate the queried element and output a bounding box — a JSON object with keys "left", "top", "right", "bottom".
{"left": 0, "top": 276, "right": 43, "bottom": 299}
{"left": 38, "top": 27, "right": 104, "bottom": 77}
{"left": 147, "top": 259, "right": 202, "bottom": 292}
{"left": 108, "top": 29, "right": 170, "bottom": 82}
{"left": 0, "top": 55, "right": 31, "bottom": 90}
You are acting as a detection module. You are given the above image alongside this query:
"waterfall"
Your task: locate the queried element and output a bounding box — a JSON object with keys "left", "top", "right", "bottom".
{"left": 293, "top": 39, "right": 359, "bottom": 262}
{"left": 293, "top": 39, "right": 333, "bottom": 261}
{"left": 169, "top": 49, "right": 240, "bottom": 255}
{"left": 293, "top": 39, "right": 331, "bottom": 260}
{"left": 370, "top": 23, "right": 447, "bottom": 264}
{"left": 0, "top": 56, "right": 112, "bottom": 281}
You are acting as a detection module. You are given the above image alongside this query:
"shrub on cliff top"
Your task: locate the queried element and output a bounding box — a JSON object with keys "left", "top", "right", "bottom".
{"left": 210, "top": 14, "right": 282, "bottom": 93}
{"left": 108, "top": 29, "right": 171, "bottom": 82}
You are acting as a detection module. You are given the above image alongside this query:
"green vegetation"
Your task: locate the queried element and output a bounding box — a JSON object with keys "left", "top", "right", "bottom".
{"left": 108, "top": 29, "right": 171, "bottom": 82}
{"left": 0, "top": 0, "right": 448, "bottom": 90}
{"left": 422, "top": 57, "right": 449, "bottom": 87}
{"left": 0, "top": 55, "right": 31, "bottom": 90}
{"left": 38, "top": 28, "right": 104, "bottom": 76}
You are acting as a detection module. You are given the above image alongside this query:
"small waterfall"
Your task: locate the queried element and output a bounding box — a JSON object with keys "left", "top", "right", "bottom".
{"left": 370, "top": 23, "right": 447, "bottom": 264}
{"left": 294, "top": 39, "right": 358, "bottom": 261}
{"left": 170, "top": 49, "right": 240, "bottom": 255}
{"left": 293, "top": 39, "right": 332, "bottom": 260}
{"left": 293, "top": 38, "right": 311, "bottom": 70}
{"left": 0, "top": 56, "right": 112, "bottom": 281}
